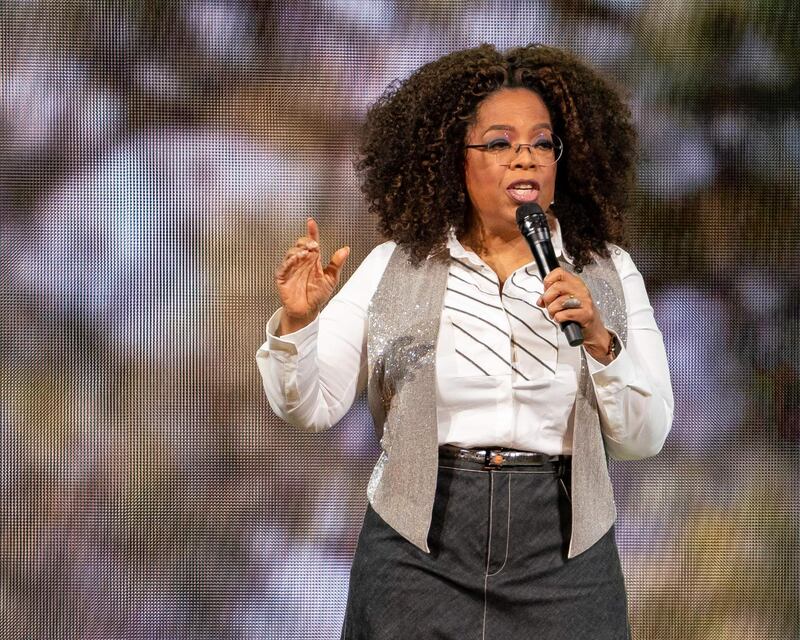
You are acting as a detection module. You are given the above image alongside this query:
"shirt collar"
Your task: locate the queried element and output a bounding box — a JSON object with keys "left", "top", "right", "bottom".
{"left": 549, "top": 217, "right": 574, "bottom": 265}
{"left": 445, "top": 230, "right": 483, "bottom": 267}
{"left": 445, "top": 218, "right": 574, "bottom": 266}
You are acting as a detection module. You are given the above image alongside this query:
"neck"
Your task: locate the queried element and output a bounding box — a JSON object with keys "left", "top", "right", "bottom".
{"left": 458, "top": 208, "right": 559, "bottom": 286}
{"left": 458, "top": 216, "right": 532, "bottom": 287}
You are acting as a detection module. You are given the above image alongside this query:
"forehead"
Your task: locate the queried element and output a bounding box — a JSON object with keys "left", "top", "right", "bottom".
{"left": 473, "top": 88, "right": 551, "bottom": 128}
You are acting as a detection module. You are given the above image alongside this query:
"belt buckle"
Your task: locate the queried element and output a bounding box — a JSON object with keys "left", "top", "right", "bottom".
{"left": 485, "top": 450, "right": 506, "bottom": 468}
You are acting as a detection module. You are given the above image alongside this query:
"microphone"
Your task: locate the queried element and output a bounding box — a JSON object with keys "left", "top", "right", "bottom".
{"left": 515, "top": 203, "right": 584, "bottom": 347}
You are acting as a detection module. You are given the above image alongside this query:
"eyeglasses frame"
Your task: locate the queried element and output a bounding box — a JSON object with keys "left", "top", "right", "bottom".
{"left": 465, "top": 132, "right": 564, "bottom": 166}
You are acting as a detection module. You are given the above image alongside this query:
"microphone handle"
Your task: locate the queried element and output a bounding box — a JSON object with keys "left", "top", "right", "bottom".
{"left": 527, "top": 238, "right": 585, "bottom": 347}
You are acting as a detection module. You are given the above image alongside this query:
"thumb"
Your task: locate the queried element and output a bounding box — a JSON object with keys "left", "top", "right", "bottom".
{"left": 323, "top": 246, "right": 350, "bottom": 281}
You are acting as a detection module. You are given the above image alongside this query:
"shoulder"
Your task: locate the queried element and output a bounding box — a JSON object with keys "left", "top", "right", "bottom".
{"left": 600, "top": 243, "right": 653, "bottom": 315}
{"left": 363, "top": 239, "right": 398, "bottom": 266}
{"left": 603, "top": 243, "right": 638, "bottom": 278}
{"left": 336, "top": 240, "right": 397, "bottom": 301}
{"left": 359, "top": 240, "right": 451, "bottom": 281}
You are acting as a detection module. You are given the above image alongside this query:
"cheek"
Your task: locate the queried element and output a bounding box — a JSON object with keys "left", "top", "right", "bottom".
{"left": 464, "top": 161, "right": 490, "bottom": 205}
{"left": 546, "top": 167, "right": 557, "bottom": 200}
{"left": 468, "top": 157, "right": 503, "bottom": 184}
{"left": 463, "top": 159, "right": 475, "bottom": 198}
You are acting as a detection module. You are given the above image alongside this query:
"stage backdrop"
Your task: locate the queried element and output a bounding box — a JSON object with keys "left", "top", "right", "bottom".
{"left": 1, "top": 1, "right": 797, "bottom": 638}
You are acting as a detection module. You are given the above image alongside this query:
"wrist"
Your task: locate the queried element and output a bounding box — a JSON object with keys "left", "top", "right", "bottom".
{"left": 584, "top": 329, "right": 619, "bottom": 364}
{"left": 278, "top": 309, "right": 317, "bottom": 336}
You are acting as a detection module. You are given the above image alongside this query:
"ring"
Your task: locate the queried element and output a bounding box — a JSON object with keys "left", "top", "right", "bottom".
{"left": 562, "top": 296, "right": 581, "bottom": 310}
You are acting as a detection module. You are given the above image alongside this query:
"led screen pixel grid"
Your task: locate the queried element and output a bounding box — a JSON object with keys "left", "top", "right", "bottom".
{"left": 0, "top": 1, "right": 798, "bottom": 638}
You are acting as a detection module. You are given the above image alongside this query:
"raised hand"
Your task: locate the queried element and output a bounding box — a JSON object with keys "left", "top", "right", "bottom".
{"left": 275, "top": 218, "right": 350, "bottom": 335}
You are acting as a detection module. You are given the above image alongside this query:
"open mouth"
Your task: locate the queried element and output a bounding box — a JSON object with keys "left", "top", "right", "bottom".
{"left": 506, "top": 179, "right": 541, "bottom": 204}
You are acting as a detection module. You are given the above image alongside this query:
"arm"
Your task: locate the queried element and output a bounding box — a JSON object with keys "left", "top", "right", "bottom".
{"left": 585, "top": 249, "right": 674, "bottom": 459}
{"left": 256, "top": 241, "right": 395, "bottom": 431}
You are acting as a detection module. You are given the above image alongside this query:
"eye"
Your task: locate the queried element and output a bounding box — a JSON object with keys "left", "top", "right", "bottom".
{"left": 533, "top": 139, "right": 555, "bottom": 151}
{"left": 485, "top": 138, "right": 512, "bottom": 151}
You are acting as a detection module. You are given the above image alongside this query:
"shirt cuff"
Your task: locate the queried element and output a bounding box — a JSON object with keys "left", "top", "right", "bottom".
{"left": 585, "top": 333, "right": 640, "bottom": 394}
{"left": 265, "top": 309, "right": 319, "bottom": 356}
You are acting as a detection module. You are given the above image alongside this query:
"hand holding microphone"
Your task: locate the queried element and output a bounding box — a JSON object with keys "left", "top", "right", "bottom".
{"left": 516, "top": 204, "right": 615, "bottom": 360}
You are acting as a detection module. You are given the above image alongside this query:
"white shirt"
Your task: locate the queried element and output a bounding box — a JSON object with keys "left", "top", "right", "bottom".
{"left": 256, "top": 225, "right": 673, "bottom": 459}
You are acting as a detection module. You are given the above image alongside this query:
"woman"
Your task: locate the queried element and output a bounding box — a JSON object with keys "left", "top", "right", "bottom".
{"left": 257, "top": 44, "right": 673, "bottom": 639}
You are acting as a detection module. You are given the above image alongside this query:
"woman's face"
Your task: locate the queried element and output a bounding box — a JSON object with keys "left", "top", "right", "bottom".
{"left": 464, "top": 88, "right": 557, "bottom": 235}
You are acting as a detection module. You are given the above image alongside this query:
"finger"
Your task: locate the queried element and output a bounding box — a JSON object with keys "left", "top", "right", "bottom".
{"left": 552, "top": 293, "right": 584, "bottom": 312}
{"left": 323, "top": 246, "right": 350, "bottom": 281}
{"left": 547, "top": 298, "right": 579, "bottom": 317}
{"left": 285, "top": 245, "right": 312, "bottom": 259}
{"left": 539, "top": 282, "right": 568, "bottom": 306}
{"left": 294, "top": 236, "right": 319, "bottom": 251}
{"left": 275, "top": 257, "right": 297, "bottom": 283}
{"left": 543, "top": 268, "right": 567, "bottom": 287}
{"left": 277, "top": 245, "right": 320, "bottom": 276}
{"left": 551, "top": 309, "right": 587, "bottom": 326}
{"left": 307, "top": 218, "right": 320, "bottom": 243}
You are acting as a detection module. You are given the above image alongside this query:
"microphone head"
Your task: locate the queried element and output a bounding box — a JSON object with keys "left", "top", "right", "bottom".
{"left": 515, "top": 203, "right": 548, "bottom": 233}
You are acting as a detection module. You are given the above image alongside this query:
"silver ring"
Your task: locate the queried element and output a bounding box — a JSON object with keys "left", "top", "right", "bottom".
{"left": 562, "top": 296, "right": 581, "bottom": 310}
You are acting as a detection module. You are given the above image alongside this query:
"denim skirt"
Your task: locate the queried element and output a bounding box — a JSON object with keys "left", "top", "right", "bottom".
{"left": 340, "top": 451, "right": 630, "bottom": 640}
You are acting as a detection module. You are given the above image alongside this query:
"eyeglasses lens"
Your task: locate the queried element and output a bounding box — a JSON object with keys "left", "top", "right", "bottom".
{"left": 495, "top": 134, "right": 563, "bottom": 166}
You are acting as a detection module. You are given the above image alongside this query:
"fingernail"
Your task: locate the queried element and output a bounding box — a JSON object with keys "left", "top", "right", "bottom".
{"left": 308, "top": 241, "right": 318, "bottom": 249}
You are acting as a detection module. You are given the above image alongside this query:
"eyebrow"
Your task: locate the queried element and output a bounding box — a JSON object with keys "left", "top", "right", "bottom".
{"left": 482, "top": 123, "right": 553, "bottom": 135}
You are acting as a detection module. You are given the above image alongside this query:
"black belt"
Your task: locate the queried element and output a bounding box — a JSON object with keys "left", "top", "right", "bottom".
{"left": 439, "top": 444, "right": 569, "bottom": 469}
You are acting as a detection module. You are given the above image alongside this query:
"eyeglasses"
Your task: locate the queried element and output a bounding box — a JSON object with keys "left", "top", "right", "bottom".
{"left": 465, "top": 131, "right": 564, "bottom": 166}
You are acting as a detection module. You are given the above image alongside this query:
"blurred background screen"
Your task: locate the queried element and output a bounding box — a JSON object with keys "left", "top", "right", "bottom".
{"left": 0, "top": 1, "right": 798, "bottom": 638}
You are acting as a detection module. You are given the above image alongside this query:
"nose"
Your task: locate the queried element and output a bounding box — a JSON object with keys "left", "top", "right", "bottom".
{"left": 510, "top": 144, "right": 537, "bottom": 168}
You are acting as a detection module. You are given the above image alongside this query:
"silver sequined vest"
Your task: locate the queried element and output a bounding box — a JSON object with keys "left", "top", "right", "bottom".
{"left": 366, "top": 245, "right": 627, "bottom": 558}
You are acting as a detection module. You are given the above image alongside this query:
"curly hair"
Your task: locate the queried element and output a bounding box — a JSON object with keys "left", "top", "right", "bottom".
{"left": 358, "top": 44, "right": 637, "bottom": 267}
